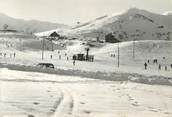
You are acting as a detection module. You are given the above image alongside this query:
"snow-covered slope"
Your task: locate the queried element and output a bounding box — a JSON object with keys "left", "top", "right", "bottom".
{"left": 37, "top": 8, "right": 172, "bottom": 41}
{"left": 0, "top": 13, "right": 69, "bottom": 33}
{"left": 70, "top": 8, "right": 172, "bottom": 41}
{"left": 35, "top": 28, "right": 71, "bottom": 37}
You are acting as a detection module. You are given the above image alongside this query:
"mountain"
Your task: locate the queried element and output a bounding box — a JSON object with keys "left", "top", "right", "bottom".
{"left": 68, "top": 8, "right": 172, "bottom": 41}
{"left": 0, "top": 13, "right": 69, "bottom": 33}
{"left": 163, "top": 11, "right": 172, "bottom": 15}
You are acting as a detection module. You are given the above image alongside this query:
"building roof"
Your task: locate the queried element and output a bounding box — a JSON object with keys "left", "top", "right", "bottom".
{"left": 49, "top": 31, "right": 60, "bottom": 37}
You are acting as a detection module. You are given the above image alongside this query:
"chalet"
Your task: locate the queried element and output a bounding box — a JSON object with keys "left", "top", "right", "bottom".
{"left": 105, "top": 33, "right": 120, "bottom": 43}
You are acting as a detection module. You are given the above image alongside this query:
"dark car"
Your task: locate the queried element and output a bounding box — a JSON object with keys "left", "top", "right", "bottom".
{"left": 37, "top": 63, "right": 55, "bottom": 69}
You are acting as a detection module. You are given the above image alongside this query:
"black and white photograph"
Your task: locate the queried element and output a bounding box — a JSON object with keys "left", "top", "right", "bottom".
{"left": 0, "top": 0, "right": 172, "bottom": 117}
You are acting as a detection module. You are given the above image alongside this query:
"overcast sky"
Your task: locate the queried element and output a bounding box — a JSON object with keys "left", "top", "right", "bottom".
{"left": 0, "top": 0, "right": 172, "bottom": 25}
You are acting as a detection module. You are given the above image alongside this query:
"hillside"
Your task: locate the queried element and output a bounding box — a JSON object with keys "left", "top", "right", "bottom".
{"left": 0, "top": 13, "right": 69, "bottom": 33}
{"left": 70, "top": 8, "right": 172, "bottom": 41}
{"left": 36, "top": 8, "right": 172, "bottom": 42}
{"left": 0, "top": 37, "right": 172, "bottom": 77}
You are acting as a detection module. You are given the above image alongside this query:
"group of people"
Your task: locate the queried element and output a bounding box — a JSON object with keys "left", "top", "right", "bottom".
{"left": 6, "top": 43, "right": 13, "bottom": 48}
{"left": 48, "top": 50, "right": 84, "bottom": 66}
{"left": 144, "top": 57, "right": 172, "bottom": 71}
{"left": 0, "top": 52, "right": 16, "bottom": 58}
{"left": 49, "top": 50, "right": 69, "bottom": 60}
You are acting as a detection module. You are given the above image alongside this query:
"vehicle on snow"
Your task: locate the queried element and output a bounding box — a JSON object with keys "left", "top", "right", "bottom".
{"left": 36, "top": 63, "right": 55, "bottom": 69}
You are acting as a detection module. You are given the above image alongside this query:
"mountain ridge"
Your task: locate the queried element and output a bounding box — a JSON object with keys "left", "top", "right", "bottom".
{"left": 69, "top": 8, "right": 172, "bottom": 41}
{"left": 35, "top": 8, "right": 172, "bottom": 42}
{"left": 0, "top": 13, "right": 69, "bottom": 33}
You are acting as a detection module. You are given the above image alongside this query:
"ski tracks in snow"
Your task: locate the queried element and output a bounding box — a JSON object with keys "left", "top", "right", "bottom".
{"left": 51, "top": 86, "right": 75, "bottom": 117}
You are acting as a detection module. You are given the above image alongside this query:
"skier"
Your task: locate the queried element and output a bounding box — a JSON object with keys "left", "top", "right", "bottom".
{"left": 58, "top": 51, "right": 60, "bottom": 54}
{"left": 14, "top": 52, "right": 16, "bottom": 58}
{"left": 59, "top": 55, "right": 61, "bottom": 60}
{"left": 158, "top": 64, "right": 161, "bottom": 70}
{"left": 147, "top": 59, "right": 150, "bottom": 64}
{"left": 4, "top": 53, "right": 6, "bottom": 58}
{"left": 144, "top": 62, "right": 147, "bottom": 70}
{"left": 73, "top": 60, "right": 75, "bottom": 66}
{"left": 165, "top": 66, "right": 167, "bottom": 71}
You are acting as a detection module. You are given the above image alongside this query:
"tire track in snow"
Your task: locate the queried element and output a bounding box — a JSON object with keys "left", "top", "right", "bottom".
{"left": 51, "top": 87, "right": 74, "bottom": 117}
{"left": 49, "top": 88, "right": 64, "bottom": 114}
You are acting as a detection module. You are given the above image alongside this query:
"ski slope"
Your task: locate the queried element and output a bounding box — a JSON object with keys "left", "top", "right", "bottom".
{"left": 0, "top": 37, "right": 172, "bottom": 77}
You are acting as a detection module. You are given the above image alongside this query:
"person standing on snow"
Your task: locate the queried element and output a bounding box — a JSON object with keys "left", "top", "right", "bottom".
{"left": 158, "top": 64, "right": 161, "bottom": 70}
{"left": 73, "top": 60, "right": 76, "bottom": 66}
{"left": 14, "top": 52, "right": 16, "bottom": 58}
{"left": 144, "top": 62, "right": 147, "bottom": 70}
{"left": 4, "top": 53, "right": 6, "bottom": 58}
{"left": 59, "top": 55, "right": 61, "bottom": 60}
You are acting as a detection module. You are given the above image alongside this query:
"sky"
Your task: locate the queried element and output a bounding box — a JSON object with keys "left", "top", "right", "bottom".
{"left": 0, "top": 0, "right": 172, "bottom": 25}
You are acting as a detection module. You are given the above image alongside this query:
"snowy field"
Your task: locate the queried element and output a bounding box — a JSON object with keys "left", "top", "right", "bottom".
{"left": 0, "top": 37, "right": 172, "bottom": 117}
{"left": 0, "top": 68, "right": 172, "bottom": 117}
{"left": 0, "top": 39, "right": 172, "bottom": 78}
